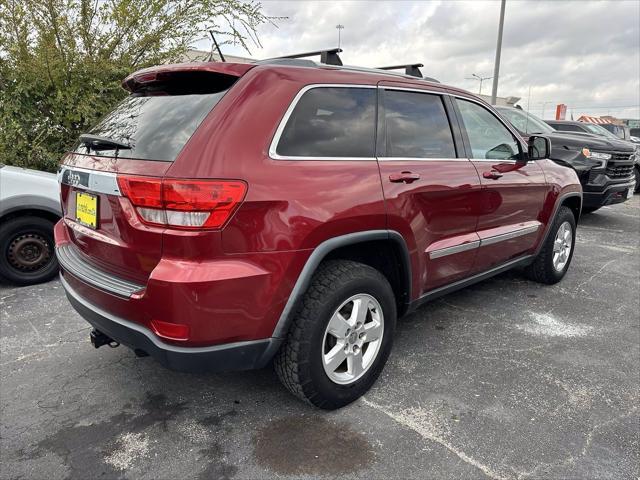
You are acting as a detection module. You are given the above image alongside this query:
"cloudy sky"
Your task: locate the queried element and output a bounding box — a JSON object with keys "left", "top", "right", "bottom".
{"left": 203, "top": 0, "right": 639, "bottom": 120}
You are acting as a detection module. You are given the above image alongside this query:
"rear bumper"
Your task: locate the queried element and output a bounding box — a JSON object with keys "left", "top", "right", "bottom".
{"left": 583, "top": 179, "right": 635, "bottom": 208}
{"left": 60, "top": 274, "right": 281, "bottom": 373}
{"left": 54, "top": 219, "right": 305, "bottom": 347}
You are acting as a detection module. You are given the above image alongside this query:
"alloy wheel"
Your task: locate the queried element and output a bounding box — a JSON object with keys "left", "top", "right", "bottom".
{"left": 321, "top": 293, "right": 384, "bottom": 385}
{"left": 552, "top": 221, "right": 573, "bottom": 272}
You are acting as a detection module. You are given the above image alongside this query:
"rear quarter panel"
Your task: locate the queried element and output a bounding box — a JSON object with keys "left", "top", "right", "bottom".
{"left": 165, "top": 66, "right": 387, "bottom": 338}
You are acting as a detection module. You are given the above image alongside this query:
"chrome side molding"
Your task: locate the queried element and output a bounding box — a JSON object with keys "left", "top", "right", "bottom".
{"left": 429, "top": 223, "right": 541, "bottom": 259}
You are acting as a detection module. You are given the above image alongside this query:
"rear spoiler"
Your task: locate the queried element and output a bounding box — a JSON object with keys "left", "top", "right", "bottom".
{"left": 122, "top": 62, "right": 255, "bottom": 93}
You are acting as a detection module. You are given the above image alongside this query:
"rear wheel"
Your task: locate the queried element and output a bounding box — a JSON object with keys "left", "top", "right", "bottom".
{"left": 274, "top": 260, "right": 396, "bottom": 409}
{"left": 0, "top": 216, "right": 59, "bottom": 286}
{"left": 524, "top": 206, "right": 576, "bottom": 285}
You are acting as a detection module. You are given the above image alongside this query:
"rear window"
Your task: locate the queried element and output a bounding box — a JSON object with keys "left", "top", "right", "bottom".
{"left": 275, "top": 87, "right": 376, "bottom": 158}
{"left": 74, "top": 91, "right": 227, "bottom": 161}
{"left": 383, "top": 90, "right": 456, "bottom": 158}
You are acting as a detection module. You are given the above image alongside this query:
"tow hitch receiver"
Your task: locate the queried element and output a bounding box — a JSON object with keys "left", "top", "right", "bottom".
{"left": 90, "top": 329, "right": 120, "bottom": 349}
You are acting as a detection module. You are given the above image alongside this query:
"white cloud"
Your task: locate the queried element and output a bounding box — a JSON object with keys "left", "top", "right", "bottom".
{"left": 207, "top": 0, "right": 640, "bottom": 119}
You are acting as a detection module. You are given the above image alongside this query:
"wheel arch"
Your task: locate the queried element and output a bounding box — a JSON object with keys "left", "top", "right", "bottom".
{"left": 534, "top": 191, "right": 582, "bottom": 257}
{"left": 560, "top": 194, "right": 582, "bottom": 224}
{"left": 0, "top": 207, "right": 61, "bottom": 227}
{"left": 271, "top": 230, "right": 411, "bottom": 339}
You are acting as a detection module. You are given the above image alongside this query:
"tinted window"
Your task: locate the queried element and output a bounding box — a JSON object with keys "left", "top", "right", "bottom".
{"left": 554, "top": 124, "right": 584, "bottom": 133}
{"left": 74, "top": 91, "right": 226, "bottom": 161}
{"left": 276, "top": 87, "right": 376, "bottom": 157}
{"left": 384, "top": 90, "right": 456, "bottom": 158}
{"left": 457, "top": 100, "right": 520, "bottom": 160}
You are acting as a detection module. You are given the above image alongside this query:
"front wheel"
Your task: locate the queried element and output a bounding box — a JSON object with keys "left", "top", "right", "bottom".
{"left": 524, "top": 206, "right": 576, "bottom": 285}
{"left": 634, "top": 166, "right": 640, "bottom": 193}
{"left": 274, "top": 260, "right": 396, "bottom": 409}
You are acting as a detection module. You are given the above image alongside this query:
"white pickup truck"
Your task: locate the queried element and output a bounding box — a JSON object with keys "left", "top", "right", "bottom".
{"left": 0, "top": 165, "right": 61, "bottom": 285}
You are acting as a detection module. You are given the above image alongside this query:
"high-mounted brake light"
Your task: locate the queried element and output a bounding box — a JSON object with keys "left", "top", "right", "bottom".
{"left": 117, "top": 176, "right": 247, "bottom": 229}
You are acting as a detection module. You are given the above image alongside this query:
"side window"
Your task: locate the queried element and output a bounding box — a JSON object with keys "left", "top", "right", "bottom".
{"left": 383, "top": 90, "right": 456, "bottom": 158}
{"left": 276, "top": 87, "right": 376, "bottom": 157}
{"left": 456, "top": 99, "right": 521, "bottom": 160}
{"left": 557, "top": 124, "right": 583, "bottom": 133}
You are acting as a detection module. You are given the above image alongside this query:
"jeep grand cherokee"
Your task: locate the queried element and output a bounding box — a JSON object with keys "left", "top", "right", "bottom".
{"left": 55, "top": 52, "right": 582, "bottom": 409}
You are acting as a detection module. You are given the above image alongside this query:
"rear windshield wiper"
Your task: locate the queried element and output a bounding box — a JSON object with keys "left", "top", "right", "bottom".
{"left": 79, "top": 134, "right": 131, "bottom": 151}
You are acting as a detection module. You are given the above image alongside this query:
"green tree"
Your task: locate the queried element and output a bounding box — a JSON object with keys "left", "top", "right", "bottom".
{"left": 0, "top": 0, "right": 276, "bottom": 172}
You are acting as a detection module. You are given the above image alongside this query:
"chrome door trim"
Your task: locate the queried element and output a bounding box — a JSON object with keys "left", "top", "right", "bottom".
{"left": 58, "top": 165, "right": 121, "bottom": 196}
{"left": 379, "top": 85, "right": 448, "bottom": 96}
{"left": 479, "top": 224, "right": 541, "bottom": 247}
{"left": 429, "top": 240, "right": 480, "bottom": 259}
{"left": 428, "top": 223, "right": 541, "bottom": 259}
{"left": 378, "top": 157, "right": 471, "bottom": 162}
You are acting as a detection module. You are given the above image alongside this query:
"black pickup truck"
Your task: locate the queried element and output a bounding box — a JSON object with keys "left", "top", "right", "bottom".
{"left": 545, "top": 120, "right": 640, "bottom": 193}
{"left": 496, "top": 107, "right": 636, "bottom": 213}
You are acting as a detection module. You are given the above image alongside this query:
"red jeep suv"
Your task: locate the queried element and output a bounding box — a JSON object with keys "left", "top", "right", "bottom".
{"left": 55, "top": 50, "right": 582, "bottom": 409}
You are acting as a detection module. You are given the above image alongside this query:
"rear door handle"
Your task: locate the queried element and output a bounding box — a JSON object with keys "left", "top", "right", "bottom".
{"left": 389, "top": 171, "right": 421, "bottom": 183}
{"left": 483, "top": 171, "right": 503, "bottom": 180}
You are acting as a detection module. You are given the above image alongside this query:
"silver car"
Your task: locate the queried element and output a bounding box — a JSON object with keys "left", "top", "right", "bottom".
{"left": 0, "top": 165, "right": 61, "bottom": 285}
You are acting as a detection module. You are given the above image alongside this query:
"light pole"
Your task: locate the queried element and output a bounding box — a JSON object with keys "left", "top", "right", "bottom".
{"left": 466, "top": 73, "right": 493, "bottom": 95}
{"left": 490, "top": 0, "right": 506, "bottom": 105}
{"left": 336, "top": 24, "right": 344, "bottom": 48}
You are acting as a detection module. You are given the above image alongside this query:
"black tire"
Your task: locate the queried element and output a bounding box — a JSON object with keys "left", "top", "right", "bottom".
{"left": 524, "top": 206, "right": 576, "bottom": 285}
{"left": 274, "top": 260, "right": 396, "bottom": 410}
{"left": 634, "top": 166, "right": 640, "bottom": 193}
{"left": 0, "top": 216, "right": 59, "bottom": 286}
{"left": 582, "top": 206, "right": 601, "bottom": 214}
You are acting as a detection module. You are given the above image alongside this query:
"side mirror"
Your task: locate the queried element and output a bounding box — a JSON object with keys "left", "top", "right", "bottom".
{"left": 528, "top": 135, "right": 551, "bottom": 160}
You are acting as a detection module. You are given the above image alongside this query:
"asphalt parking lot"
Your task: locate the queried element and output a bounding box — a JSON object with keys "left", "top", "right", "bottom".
{"left": 1, "top": 196, "right": 638, "bottom": 480}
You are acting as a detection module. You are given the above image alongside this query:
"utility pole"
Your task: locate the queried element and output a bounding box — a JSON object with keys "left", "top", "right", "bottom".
{"left": 490, "top": 0, "right": 506, "bottom": 105}
{"left": 466, "top": 73, "right": 493, "bottom": 95}
{"left": 336, "top": 24, "right": 344, "bottom": 48}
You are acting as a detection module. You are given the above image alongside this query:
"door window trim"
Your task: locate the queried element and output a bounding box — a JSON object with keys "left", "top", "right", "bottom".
{"left": 268, "top": 84, "right": 378, "bottom": 161}
{"left": 376, "top": 86, "right": 463, "bottom": 161}
{"left": 269, "top": 84, "right": 482, "bottom": 162}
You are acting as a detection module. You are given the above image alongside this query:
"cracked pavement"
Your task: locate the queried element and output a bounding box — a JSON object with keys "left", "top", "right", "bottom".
{"left": 1, "top": 196, "right": 638, "bottom": 479}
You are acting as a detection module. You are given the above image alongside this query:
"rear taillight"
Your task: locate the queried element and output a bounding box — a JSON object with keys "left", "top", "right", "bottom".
{"left": 117, "top": 175, "right": 247, "bottom": 229}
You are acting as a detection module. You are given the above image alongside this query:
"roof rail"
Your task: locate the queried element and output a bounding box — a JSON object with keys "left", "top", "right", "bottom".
{"left": 376, "top": 63, "right": 424, "bottom": 78}
{"left": 267, "top": 48, "right": 343, "bottom": 66}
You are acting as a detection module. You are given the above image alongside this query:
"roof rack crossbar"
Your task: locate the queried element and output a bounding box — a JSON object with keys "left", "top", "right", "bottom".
{"left": 376, "top": 63, "right": 424, "bottom": 78}
{"left": 272, "top": 48, "right": 343, "bottom": 66}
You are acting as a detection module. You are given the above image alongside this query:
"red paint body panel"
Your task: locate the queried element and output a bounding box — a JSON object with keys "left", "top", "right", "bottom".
{"left": 55, "top": 62, "right": 582, "bottom": 353}
{"left": 378, "top": 159, "right": 482, "bottom": 294}
{"left": 471, "top": 160, "right": 549, "bottom": 272}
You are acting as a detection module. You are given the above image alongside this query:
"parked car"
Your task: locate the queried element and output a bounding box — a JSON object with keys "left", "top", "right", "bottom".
{"left": 55, "top": 53, "right": 582, "bottom": 409}
{"left": 0, "top": 165, "right": 61, "bottom": 285}
{"left": 546, "top": 120, "right": 640, "bottom": 192}
{"left": 545, "top": 119, "right": 628, "bottom": 143}
{"left": 496, "top": 107, "right": 636, "bottom": 209}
